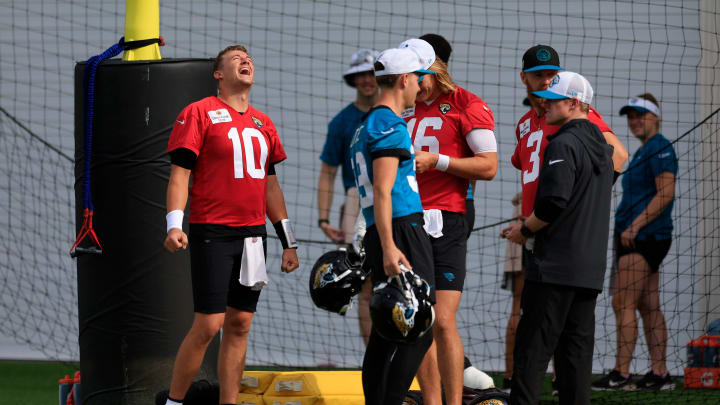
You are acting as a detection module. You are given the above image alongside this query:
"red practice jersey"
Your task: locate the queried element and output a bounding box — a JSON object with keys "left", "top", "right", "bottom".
{"left": 168, "top": 96, "right": 287, "bottom": 227}
{"left": 404, "top": 86, "right": 495, "bottom": 213}
{"left": 512, "top": 107, "right": 612, "bottom": 217}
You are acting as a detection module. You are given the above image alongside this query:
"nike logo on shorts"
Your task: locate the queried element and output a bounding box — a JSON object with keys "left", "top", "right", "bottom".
{"left": 176, "top": 120, "right": 185, "bottom": 125}
{"left": 549, "top": 159, "right": 564, "bottom": 165}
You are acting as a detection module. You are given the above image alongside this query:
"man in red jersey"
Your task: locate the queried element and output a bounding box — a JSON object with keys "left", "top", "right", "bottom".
{"left": 162, "top": 45, "right": 299, "bottom": 405}
{"left": 500, "top": 44, "right": 628, "bottom": 392}
{"left": 400, "top": 38, "right": 498, "bottom": 405}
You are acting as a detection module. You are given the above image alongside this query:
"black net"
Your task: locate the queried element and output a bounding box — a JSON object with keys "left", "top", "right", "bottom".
{"left": 1, "top": 1, "right": 719, "bottom": 402}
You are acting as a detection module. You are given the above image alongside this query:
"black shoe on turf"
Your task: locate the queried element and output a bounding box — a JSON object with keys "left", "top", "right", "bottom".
{"left": 634, "top": 371, "right": 676, "bottom": 390}
{"left": 591, "top": 370, "right": 631, "bottom": 390}
{"left": 551, "top": 377, "right": 558, "bottom": 396}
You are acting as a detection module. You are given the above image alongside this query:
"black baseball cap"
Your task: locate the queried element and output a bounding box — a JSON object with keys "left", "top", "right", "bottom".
{"left": 522, "top": 44, "right": 563, "bottom": 72}
{"left": 419, "top": 33, "right": 452, "bottom": 64}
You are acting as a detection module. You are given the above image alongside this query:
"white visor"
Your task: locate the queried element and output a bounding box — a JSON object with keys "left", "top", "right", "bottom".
{"left": 397, "top": 38, "right": 436, "bottom": 71}
{"left": 619, "top": 97, "right": 661, "bottom": 117}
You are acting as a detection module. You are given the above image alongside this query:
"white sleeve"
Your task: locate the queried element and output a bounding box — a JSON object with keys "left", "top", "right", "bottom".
{"left": 465, "top": 129, "right": 497, "bottom": 154}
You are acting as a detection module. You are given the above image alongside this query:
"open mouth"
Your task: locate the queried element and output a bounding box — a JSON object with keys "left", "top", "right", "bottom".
{"left": 240, "top": 67, "right": 251, "bottom": 75}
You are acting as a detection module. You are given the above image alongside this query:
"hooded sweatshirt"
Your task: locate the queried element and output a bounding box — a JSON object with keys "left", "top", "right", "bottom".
{"left": 527, "top": 118, "right": 614, "bottom": 291}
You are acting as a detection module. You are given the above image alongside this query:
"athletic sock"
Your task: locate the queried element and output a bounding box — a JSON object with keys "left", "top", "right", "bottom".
{"left": 165, "top": 397, "right": 183, "bottom": 405}
{"left": 621, "top": 372, "right": 630, "bottom": 379}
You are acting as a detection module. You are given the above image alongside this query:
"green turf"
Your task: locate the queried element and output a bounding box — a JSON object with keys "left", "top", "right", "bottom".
{"left": 0, "top": 360, "right": 79, "bottom": 405}
{"left": 3, "top": 361, "right": 720, "bottom": 404}
{"left": 488, "top": 373, "right": 720, "bottom": 405}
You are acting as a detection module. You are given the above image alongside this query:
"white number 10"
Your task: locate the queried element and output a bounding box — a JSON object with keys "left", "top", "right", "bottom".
{"left": 227, "top": 127, "right": 268, "bottom": 179}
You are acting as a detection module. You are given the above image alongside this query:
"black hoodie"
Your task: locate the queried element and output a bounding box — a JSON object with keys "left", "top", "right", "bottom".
{"left": 527, "top": 118, "right": 614, "bottom": 291}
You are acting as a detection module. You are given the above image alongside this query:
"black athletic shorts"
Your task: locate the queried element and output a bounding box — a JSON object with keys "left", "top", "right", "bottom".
{"left": 613, "top": 232, "right": 671, "bottom": 273}
{"left": 189, "top": 228, "right": 267, "bottom": 314}
{"left": 364, "top": 213, "right": 435, "bottom": 303}
{"left": 464, "top": 199, "right": 475, "bottom": 240}
{"left": 429, "top": 211, "right": 468, "bottom": 291}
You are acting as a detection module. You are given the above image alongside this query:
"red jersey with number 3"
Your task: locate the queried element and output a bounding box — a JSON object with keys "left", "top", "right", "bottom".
{"left": 405, "top": 86, "right": 494, "bottom": 213}
{"left": 168, "top": 96, "right": 287, "bottom": 226}
{"left": 512, "top": 107, "right": 611, "bottom": 217}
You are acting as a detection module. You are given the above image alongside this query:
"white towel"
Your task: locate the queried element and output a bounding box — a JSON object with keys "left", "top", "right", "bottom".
{"left": 423, "top": 209, "right": 444, "bottom": 238}
{"left": 239, "top": 237, "right": 268, "bottom": 291}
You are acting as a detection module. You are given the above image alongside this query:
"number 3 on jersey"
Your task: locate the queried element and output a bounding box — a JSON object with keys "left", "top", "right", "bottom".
{"left": 523, "top": 129, "right": 543, "bottom": 184}
{"left": 227, "top": 127, "right": 268, "bottom": 179}
{"left": 353, "top": 151, "right": 374, "bottom": 209}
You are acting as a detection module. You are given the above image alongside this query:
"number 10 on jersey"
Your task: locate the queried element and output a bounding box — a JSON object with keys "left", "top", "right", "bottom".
{"left": 227, "top": 127, "right": 268, "bottom": 179}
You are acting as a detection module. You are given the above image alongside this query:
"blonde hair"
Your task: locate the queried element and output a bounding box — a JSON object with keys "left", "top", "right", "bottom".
{"left": 429, "top": 59, "right": 456, "bottom": 94}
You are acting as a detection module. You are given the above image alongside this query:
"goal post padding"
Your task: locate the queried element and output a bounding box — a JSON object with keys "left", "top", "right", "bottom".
{"left": 73, "top": 59, "right": 218, "bottom": 404}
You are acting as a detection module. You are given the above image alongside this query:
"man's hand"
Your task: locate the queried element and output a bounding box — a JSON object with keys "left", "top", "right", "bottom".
{"left": 281, "top": 248, "right": 300, "bottom": 273}
{"left": 382, "top": 245, "right": 411, "bottom": 277}
{"left": 620, "top": 224, "right": 639, "bottom": 249}
{"left": 320, "top": 223, "right": 345, "bottom": 242}
{"left": 414, "top": 150, "right": 438, "bottom": 174}
{"left": 164, "top": 228, "right": 188, "bottom": 253}
{"left": 502, "top": 222, "right": 526, "bottom": 245}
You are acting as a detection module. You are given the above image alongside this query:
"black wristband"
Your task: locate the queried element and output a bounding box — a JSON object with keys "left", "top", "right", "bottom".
{"left": 520, "top": 223, "right": 535, "bottom": 238}
{"left": 274, "top": 220, "right": 298, "bottom": 249}
{"left": 318, "top": 218, "right": 329, "bottom": 228}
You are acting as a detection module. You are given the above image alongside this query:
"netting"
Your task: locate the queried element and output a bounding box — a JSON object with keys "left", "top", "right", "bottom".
{"left": 1, "top": 0, "right": 719, "bottom": 399}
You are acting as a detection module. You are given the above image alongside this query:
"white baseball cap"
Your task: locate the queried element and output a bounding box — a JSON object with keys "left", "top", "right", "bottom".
{"left": 619, "top": 96, "right": 661, "bottom": 117}
{"left": 343, "top": 49, "right": 379, "bottom": 87}
{"left": 374, "top": 47, "right": 435, "bottom": 77}
{"left": 397, "top": 38, "right": 436, "bottom": 71}
{"left": 533, "top": 71, "right": 594, "bottom": 105}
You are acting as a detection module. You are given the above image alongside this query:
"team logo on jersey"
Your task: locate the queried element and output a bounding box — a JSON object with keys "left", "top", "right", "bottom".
{"left": 251, "top": 116, "right": 263, "bottom": 128}
{"left": 439, "top": 103, "right": 452, "bottom": 115}
{"left": 536, "top": 48, "right": 551, "bottom": 62}
{"left": 401, "top": 106, "right": 415, "bottom": 118}
{"left": 208, "top": 108, "right": 232, "bottom": 124}
{"left": 519, "top": 118, "right": 530, "bottom": 139}
{"left": 550, "top": 74, "right": 560, "bottom": 87}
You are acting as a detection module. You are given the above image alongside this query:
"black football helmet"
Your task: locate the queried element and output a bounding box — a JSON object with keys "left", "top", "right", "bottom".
{"left": 370, "top": 267, "right": 435, "bottom": 343}
{"left": 309, "top": 247, "right": 368, "bottom": 315}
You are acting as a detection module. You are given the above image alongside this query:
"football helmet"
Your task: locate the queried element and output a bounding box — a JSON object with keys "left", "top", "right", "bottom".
{"left": 309, "top": 248, "right": 368, "bottom": 315}
{"left": 370, "top": 267, "right": 434, "bottom": 343}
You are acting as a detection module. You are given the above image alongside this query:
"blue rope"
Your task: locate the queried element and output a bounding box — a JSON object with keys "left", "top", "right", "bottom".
{"left": 82, "top": 39, "right": 125, "bottom": 211}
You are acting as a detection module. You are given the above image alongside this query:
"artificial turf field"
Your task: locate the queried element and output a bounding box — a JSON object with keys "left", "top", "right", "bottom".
{"left": 2, "top": 360, "right": 720, "bottom": 405}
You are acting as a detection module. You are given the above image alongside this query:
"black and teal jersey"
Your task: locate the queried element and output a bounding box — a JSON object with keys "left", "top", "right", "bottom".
{"left": 350, "top": 106, "right": 422, "bottom": 226}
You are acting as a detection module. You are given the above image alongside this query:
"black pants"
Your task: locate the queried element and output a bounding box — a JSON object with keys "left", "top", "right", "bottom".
{"left": 362, "top": 328, "right": 433, "bottom": 405}
{"left": 362, "top": 213, "right": 434, "bottom": 405}
{"left": 511, "top": 281, "right": 598, "bottom": 405}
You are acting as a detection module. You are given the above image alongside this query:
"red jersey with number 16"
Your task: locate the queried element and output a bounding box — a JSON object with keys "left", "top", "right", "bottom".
{"left": 512, "top": 107, "right": 611, "bottom": 217}
{"left": 405, "top": 86, "right": 495, "bottom": 213}
{"left": 168, "top": 96, "right": 287, "bottom": 227}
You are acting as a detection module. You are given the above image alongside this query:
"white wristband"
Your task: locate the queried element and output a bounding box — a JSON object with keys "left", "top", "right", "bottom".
{"left": 435, "top": 154, "right": 450, "bottom": 171}
{"left": 166, "top": 210, "right": 184, "bottom": 233}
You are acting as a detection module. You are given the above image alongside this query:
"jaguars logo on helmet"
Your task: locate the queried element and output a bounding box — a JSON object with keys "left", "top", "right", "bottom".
{"left": 309, "top": 248, "right": 368, "bottom": 315}
{"left": 313, "top": 263, "right": 333, "bottom": 289}
{"left": 391, "top": 302, "right": 415, "bottom": 337}
{"left": 370, "top": 268, "right": 434, "bottom": 343}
